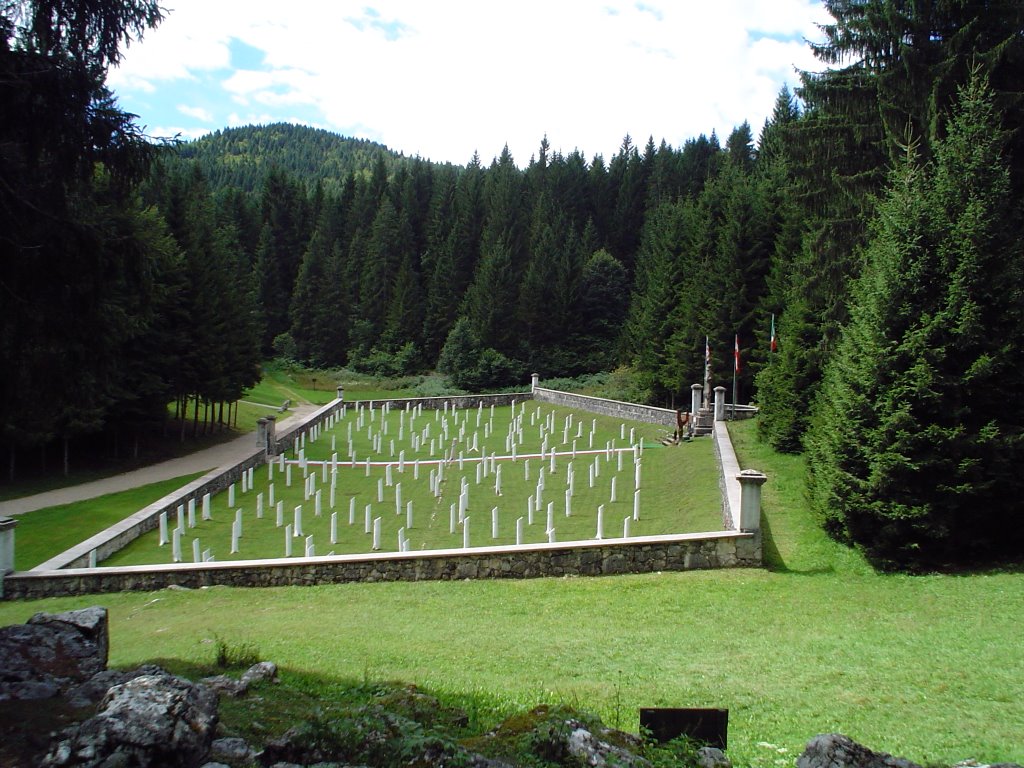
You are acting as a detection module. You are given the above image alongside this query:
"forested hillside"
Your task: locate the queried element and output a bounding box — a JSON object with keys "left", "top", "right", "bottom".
{"left": 3, "top": 0, "right": 1023, "bottom": 568}
{"left": 175, "top": 124, "right": 420, "bottom": 194}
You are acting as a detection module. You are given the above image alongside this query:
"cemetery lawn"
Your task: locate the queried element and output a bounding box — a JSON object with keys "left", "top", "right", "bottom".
{"left": 9, "top": 474, "right": 204, "bottom": 571}
{"left": 2, "top": 420, "right": 1021, "bottom": 765}
{"left": 103, "top": 403, "right": 720, "bottom": 566}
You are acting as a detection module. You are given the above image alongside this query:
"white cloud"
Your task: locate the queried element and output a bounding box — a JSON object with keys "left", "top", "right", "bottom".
{"left": 177, "top": 104, "right": 213, "bottom": 122}
{"left": 111, "top": 0, "right": 832, "bottom": 165}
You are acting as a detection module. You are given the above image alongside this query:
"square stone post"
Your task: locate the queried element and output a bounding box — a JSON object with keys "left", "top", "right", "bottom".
{"left": 0, "top": 516, "right": 17, "bottom": 575}
{"left": 690, "top": 384, "right": 702, "bottom": 420}
{"left": 531, "top": 373, "right": 539, "bottom": 393}
{"left": 737, "top": 469, "right": 767, "bottom": 531}
{"left": 337, "top": 384, "right": 344, "bottom": 402}
{"left": 713, "top": 386, "right": 727, "bottom": 421}
{"left": 263, "top": 414, "right": 277, "bottom": 457}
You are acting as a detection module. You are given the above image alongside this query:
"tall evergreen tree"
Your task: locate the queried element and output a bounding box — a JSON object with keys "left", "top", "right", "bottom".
{"left": 805, "top": 74, "right": 1024, "bottom": 568}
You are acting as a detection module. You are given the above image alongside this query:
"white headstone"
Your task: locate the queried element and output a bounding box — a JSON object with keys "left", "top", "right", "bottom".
{"left": 228, "top": 484, "right": 235, "bottom": 506}
{"left": 276, "top": 500, "right": 284, "bottom": 527}
{"left": 596, "top": 505, "right": 604, "bottom": 540}
{"left": 372, "top": 517, "right": 381, "bottom": 550}
{"left": 159, "top": 511, "right": 168, "bottom": 546}
{"left": 202, "top": 492, "right": 211, "bottom": 520}
{"left": 285, "top": 525, "right": 293, "bottom": 556}
{"left": 293, "top": 505, "right": 303, "bottom": 536}
{"left": 331, "top": 511, "right": 338, "bottom": 544}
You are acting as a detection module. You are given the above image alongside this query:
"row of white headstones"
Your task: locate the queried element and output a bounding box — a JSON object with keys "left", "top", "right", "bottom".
{"left": 160, "top": 399, "right": 647, "bottom": 563}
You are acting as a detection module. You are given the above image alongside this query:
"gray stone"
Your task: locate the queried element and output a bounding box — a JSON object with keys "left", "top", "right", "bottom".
{"left": 241, "top": 661, "right": 279, "bottom": 687}
{"left": 200, "top": 674, "right": 248, "bottom": 697}
{"left": 567, "top": 723, "right": 648, "bottom": 767}
{"left": 42, "top": 671, "right": 218, "bottom": 767}
{"left": 65, "top": 664, "right": 166, "bottom": 708}
{"left": 0, "top": 607, "right": 109, "bottom": 701}
{"left": 698, "top": 745, "right": 733, "bottom": 768}
{"left": 210, "top": 736, "right": 256, "bottom": 766}
{"left": 797, "top": 734, "right": 922, "bottom": 768}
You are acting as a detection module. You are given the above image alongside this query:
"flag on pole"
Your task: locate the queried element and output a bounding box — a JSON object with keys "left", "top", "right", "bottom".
{"left": 705, "top": 336, "right": 711, "bottom": 366}
{"left": 770, "top": 313, "right": 778, "bottom": 352}
{"left": 734, "top": 335, "right": 741, "bottom": 373}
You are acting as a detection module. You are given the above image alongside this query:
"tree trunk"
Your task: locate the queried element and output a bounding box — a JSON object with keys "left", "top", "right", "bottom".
{"left": 63, "top": 435, "right": 70, "bottom": 477}
{"left": 192, "top": 394, "right": 200, "bottom": 438}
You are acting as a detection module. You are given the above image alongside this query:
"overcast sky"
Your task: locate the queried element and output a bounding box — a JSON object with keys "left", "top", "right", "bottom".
{"left": 107, "top": 1, "right": 832, "bottom": 167}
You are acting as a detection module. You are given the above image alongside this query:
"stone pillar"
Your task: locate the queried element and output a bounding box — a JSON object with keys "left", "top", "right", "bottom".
{"left": 713, "top": 386, "right": 727, "bottom": 421}
{"left": 257, "top": 418, "right": 269, "bottom": 448}
{"left": 531, "top": 373, "right": 539, "bottom": 393}
{"left": 737, "top": 469, "right": 767, "bottom": 531}
{"left": 0, "top": 516, "right": 17, "bottom": 575}
{"left": 690, "top": 384, "right": 702, "bottom": 418}
{"left": 264, "top": 415, "right": 277, "bottom": 457}
{"left": 337, "top": 384, "right": 344, "bottom": 402}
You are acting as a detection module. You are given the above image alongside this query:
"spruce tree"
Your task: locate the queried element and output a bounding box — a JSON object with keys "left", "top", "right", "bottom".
{"left": 805, "top": 74, "right": 1024, "bottom": 568}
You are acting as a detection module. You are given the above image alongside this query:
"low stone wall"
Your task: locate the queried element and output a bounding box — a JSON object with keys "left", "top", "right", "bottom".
{"left": 533, "top": 388, "right": 677, "bottom": 427}
{"left": 33, "top": 448, "right": 269, "bottom": 571}
{"left": 271, "top": 397, "right": 347, "bottom": 456}
{"left": 342, "top": 391, "right": 531, "bottom": 415}
{"left": 2, "top": 531, "right": 760, "bottom": 600}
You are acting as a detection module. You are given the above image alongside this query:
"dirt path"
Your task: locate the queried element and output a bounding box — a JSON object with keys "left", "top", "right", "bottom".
{"left": 0, "top": 403, "right": 320, "bottom": 516}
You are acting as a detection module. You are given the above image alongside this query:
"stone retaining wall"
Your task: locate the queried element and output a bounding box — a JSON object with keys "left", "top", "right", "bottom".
{"left": 532, "top": 388, "right": 678, "bottom": 427}
{"left": 271, "top": 397, "right": 347, "bottom": 456}
{"left": 341, "top": 391, "right": 531, "bottom": 416}
{"left": 33, "top": 448, "right": 269, "bottom": 571}
{"left": 3, "top": 531, "right": 760, "bottom": 600}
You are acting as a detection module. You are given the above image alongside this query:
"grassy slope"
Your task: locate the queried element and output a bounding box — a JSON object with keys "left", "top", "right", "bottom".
{"left": 1, "top": 420, "right": 1021, "bottom": 765}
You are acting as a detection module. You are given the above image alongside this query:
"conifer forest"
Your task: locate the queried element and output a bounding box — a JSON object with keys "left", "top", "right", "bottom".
{"left": 3, "top": 0, "right": 1023, "bottom": 568}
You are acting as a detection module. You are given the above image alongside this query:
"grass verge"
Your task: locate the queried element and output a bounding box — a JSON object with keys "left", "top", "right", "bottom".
{"left": 10, "top": 473, "right": 203, "bottom": 570}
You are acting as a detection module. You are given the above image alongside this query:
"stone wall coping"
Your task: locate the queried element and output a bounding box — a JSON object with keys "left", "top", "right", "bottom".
{"left": 272, "top": 397, "right": 346, "bottom": 453}
{"left": 533, "top": 387, "right": 678, "bottom": 418}
{"left": 32, "top": 454, "right": 265, "bottom": 572}
{"left": 343, "top": 391, "right": 532, "bottom": 409}
{"left": 714, "top": 422, "right": 742, "bottom": 530}
{"left": 13, "top": 530, "right": 754, "bottom": 579}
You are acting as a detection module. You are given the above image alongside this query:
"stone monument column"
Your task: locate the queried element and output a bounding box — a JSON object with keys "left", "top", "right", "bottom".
{"left": 736, "top": 470, "right": 768, "bottom": 531}
{"left": 531, "top": 373, "right": 539, "bottom": 393}
{"left": 690, "top": 383, "right": 703, "bottom": 419}
{"left": 713, "top": 386, "right": 726, "bottom": 421}
{"left": 337, "top": 384, "right": 344, "bottom": 402}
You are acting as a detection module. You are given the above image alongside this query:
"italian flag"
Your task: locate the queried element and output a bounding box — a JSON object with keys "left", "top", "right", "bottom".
{"left": 770, "top": 313, "right": 778, "bottom": 352}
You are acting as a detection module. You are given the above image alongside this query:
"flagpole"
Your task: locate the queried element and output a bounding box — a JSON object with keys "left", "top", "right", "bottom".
{"left": 732, "top": 334, "right": 739, "bottom": 421}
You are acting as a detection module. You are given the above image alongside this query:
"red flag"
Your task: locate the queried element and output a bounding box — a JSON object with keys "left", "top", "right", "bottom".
{"left": 734, "top": 335, "right": 741, "bottom": 373}
{"left": 770, "top": 313, "right": 778, "bottom": 352}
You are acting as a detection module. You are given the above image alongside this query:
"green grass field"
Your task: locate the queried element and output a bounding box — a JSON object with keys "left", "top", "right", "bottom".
{"left": 2, "top": 419, "right": 1021, "bottom": 765}
{"left": 104, "top": 403, "right": 720, "bottom": 565}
